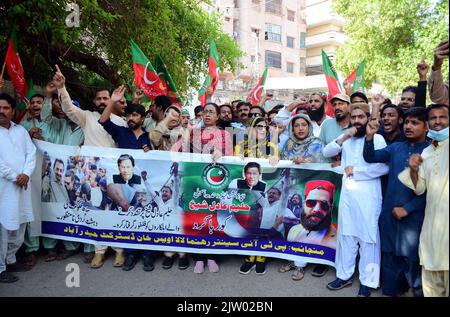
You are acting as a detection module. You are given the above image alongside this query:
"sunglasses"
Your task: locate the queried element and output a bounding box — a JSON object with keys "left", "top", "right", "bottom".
{"left": 305, "top": 199, "right": 331, "bottom": 211}
{"left": 249, "top": 113, "right": 262, "bottom": 118}
{"left": 255, "top": 124, "right": 268, "bottom": 130}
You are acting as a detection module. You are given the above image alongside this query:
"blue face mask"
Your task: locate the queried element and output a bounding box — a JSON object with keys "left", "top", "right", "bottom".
{"left": 427, "top": 127, "right": 449, "bottom": 142}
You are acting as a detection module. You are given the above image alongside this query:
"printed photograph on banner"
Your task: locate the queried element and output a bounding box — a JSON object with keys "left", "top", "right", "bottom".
{"left": 41, "top": 154, "right": 108, "bottom": 209}
{"left": 36, "top": 141, "right": 343, "bottom": 265}
{"left": 285, "top": 169, "right": 342, "bottom": 250}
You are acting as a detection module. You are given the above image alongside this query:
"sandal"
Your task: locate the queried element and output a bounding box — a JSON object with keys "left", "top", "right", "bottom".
{"left": 22, "top": 252, "right": 38, "bottom": 267}
{"left": 291, "top": 267, "right": 305, "bottom": 281}
{"left": 83, "top": 252, "right": 95, "bottom": 264}
{"left": 57, "top": 249, "right": 78, "bottom": 261}
{"left": 45, "top": 249, "right": 58, "bottom": 262}
{"left": 278, "top": 261, "right": 296, "bottom": 273}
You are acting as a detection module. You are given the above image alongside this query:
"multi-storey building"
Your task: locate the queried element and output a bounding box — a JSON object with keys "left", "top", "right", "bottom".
{"left": 201, "top": 0, "right": 347, "bottom": 106}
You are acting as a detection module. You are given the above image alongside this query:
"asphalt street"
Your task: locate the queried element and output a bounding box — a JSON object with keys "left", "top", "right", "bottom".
{"left": 0, "top": 251, "right": 397, "bottom": 297}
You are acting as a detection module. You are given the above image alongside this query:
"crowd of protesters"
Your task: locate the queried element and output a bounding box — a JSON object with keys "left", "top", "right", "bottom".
{"left": 0, "top": 39, "right": 448, "bottom": 297}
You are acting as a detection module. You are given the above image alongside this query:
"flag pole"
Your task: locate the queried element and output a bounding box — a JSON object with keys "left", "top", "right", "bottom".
{"left": 0, "top": 62, "right": 6, "bottom": 79}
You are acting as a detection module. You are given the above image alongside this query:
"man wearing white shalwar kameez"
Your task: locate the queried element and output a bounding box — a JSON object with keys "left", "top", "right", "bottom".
{"left": 0, "top": 93, "right": 36, "bottom": 283}
{"left": 323, "top": 103, "right": 388, "bottom": 297}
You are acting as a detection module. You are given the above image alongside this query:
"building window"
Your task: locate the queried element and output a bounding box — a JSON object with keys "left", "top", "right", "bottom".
{"left": 307, "top": 65, "right": 324, "bottom": 76}
{"left": 287, "top": 36, "right": 295, "bottom": 48}
{"left": 251, "top": 55, "right": 256, "bottom": 63}
{"left": 265, "top": 51, "right": 282, "bottom": 69}
{"left": 287, "top": 62, "right": 294, "bottom": 73}
{"left": 252, "top": 0, "right": 261, "bottom": 11}
{"left": 265, "top": 24, "right": 282, "bottom": 42}
{"left": 266, "top": 0, "right": 282, "bottom": 15}
{"left": 300, "top": 32, "right": 306, "bottom": 48}
{"left": 287, "top": 10, "right": 295, "bottom": 21}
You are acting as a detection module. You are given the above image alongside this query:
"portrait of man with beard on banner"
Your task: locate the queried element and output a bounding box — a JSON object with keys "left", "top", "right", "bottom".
{"left": 287, "top": 180, "right": 337, "bottom": 249}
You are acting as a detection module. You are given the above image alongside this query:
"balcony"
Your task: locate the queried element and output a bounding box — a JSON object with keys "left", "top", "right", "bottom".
{"left": 306, "top": 13, "right": 345, "bottom": 28}
{"left": 306, "top": 55, "right": 323, "bottom": 67}
{"left": 306, "top": 31, "right": 348, "bottom": 48}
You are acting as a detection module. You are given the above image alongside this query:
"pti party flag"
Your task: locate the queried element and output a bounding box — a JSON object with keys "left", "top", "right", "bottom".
{"left": 198, "top": 76, "right": 212, "bottom": 107}
{"left": 322, "top": 50, "right": 344, "bottom": 117}
{"left": 130, "top": 40, "right": 167, "bottom": 99}
{"left": 321, "top": 50, "right": 343, "bottom": 98}
{"left": 13, "top": 78, "right": 35, "bottom": 124}
{"left": 208, "top": 40, "right": 220, "bottom": 93}
{"left": 247, "top": 67, "right": 268, "bottom": 106}
{"left": 198, "top": 40, "right": 220, "bottom": 106}
{"left": 155, "top": 55, "right": 183, "bottom": 107}
{"left": 4, "top": 29, "right": 28, "bottom": 101}
{"left": 345, "top": 60, "right": 365, "bottom": 93}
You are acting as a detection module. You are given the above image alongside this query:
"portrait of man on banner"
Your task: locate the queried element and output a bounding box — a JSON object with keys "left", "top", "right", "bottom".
{"left": 228, "top": 162, "right": 266, "bottom": 192}
{"left": 287, "top": 180, "right": 337, "bottom": 249}
{"left": 107, "top": 154, "right": 145, "bottom": 211}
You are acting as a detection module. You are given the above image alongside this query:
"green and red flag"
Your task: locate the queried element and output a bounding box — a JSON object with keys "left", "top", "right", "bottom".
{"left": 322, "top": 49, "right": 343, "bottom": 97}
{"left": 198, "top": 75, "right": 212, "bottom": 107}
{"left": 208, "top": 40, "right": 220, "bottom": 93}
{"left": 247, "top": 67, "right": 268, "bottom": 106}
{"left": 4, "top": 29, "right": 28, "bottom": 101}
{"left": 155, "top": 55, "right": 183, "bottom": 107}
{"left": 13, "top": 78, "right": 35, "bottom": 124}
{"left": 198, "top": 40, "right": 220, "bottom": 106}
{"left": 322, "top": 50, "right": 343, "bottom": 117}
{"left": 130, "top": 40, "right": 167, "bottom": 99}
{"left": 345, "top": 59, "right": 365, "bottom": 93}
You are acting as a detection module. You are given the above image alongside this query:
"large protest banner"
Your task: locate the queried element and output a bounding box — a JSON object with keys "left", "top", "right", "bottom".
{"left": 32, "top": 141, "right": 342, "bottom": 267}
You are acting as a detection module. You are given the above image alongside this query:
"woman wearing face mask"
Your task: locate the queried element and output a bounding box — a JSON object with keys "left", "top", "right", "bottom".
{"left": 279, "top": 114, "right": 330, "bottom": 164}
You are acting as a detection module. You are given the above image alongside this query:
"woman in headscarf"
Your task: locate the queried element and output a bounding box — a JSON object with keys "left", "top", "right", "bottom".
{"left": 278, "top": 114, "right": 331, "bottom": 280}
{"left": 279, "top": 114, "right": 330, "bottom": 164}
{"left": 234, "top": 117, "right": 282, "bottom": 275}
{"left": 234, "top": 117, "right": 279, "bottom": 164}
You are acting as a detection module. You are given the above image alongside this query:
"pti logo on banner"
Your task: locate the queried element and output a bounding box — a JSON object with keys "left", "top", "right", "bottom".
{"left": 202, "top": 163, "right": 230, "bottom": 189}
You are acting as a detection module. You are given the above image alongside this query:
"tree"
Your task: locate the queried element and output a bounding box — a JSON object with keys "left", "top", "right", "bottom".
{"left": 0, "top": 0, "right": 242, "bottom": 106}
{"left": 333, "top": 0, "right": 449, "bottom": 96}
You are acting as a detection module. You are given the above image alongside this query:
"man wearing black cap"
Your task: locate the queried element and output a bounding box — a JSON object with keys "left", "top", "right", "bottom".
{"left": 350, "top": 91, "right": 369, "bottom": 104}
{"left": 99, "top": 86, "right": 152, "bottom": 151}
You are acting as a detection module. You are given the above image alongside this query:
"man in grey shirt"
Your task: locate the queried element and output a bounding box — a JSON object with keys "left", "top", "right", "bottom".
{"left": 319, "top": 94, "right": 351, "bottom": 145}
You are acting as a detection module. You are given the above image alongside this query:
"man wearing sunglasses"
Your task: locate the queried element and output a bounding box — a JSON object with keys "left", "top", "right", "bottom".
{"left": 289, "top": 181, "right": 336, "bottom": 239}
{"left": 248, "top": 106, "right": 266, "bottom": 121}
{"left": 285, "top": 181, "right": 337, "bottom": 280}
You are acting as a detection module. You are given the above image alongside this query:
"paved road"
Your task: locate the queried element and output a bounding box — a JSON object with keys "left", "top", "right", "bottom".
{"left": 0, "top": 252, "right": 395, "bottom": 297}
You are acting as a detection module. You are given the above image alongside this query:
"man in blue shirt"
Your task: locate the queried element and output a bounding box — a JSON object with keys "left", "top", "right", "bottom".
{"left": 379, "top": 104, "right": 406, "bottom": 145}
{"left": 364, "top": 107, "right": 430, "bottom": 297}
{"left": 98, "top": 86, "right": 154, "bottom": 272}
{"left": 99, "top": 85, "right": 151, "bottom": 151}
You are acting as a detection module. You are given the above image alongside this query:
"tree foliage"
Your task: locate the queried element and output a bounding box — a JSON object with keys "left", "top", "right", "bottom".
{"left": 0, "top": 0, "right": 242, "bottom": 105}
{"left": 333, "top": 0, "right": 449, "bottom": 96}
